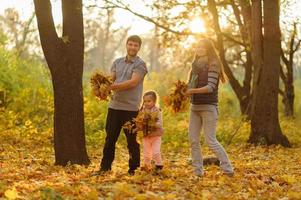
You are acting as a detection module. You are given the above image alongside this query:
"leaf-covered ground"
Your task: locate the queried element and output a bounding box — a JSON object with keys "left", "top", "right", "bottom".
{"left": 1, "top": 129, "right": 301, "bottom": 200}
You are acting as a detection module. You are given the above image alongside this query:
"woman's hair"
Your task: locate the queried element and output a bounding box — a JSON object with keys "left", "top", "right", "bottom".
{"left": 194, "top": 38, "right": 227, "bottom": 83}
{"left": 143, "top": 90, "right": 157, "bottom": 102}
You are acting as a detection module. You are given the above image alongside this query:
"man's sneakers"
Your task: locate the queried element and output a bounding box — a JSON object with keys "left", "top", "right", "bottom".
{"left": 91, "top": 169, "right": 110, "bottom": 176}
{"left": 91, "top": 168, "right": 138, "bottom": 176}
{"left": 128, "top": 169, "right": 136, "bottom": 176}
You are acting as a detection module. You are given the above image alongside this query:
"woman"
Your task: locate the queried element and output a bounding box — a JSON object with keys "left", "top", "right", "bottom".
{"left": 185, "top": 38, "right": 234, "bottom": 177}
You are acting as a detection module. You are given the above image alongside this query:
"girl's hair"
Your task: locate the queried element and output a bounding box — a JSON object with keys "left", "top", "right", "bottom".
{"left": 193, "top": 38, "right": 227, "bottom": 83}
{"left": 143, "top": 90, "right": 157, "bottom": 102}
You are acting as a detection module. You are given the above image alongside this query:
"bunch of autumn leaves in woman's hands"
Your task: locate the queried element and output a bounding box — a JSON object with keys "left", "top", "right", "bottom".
{"left": 90, "top": 71, "right": 113, "bottom": 101}
{"left": 163, "top": 80, "right": 189, "bottom": 113}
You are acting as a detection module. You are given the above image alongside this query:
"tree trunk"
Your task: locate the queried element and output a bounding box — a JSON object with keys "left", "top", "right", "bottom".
{"left": 249, "top": 0, "right": 290, "bottom": 147}
{"left": 279, "top": 23, "right": 299, "bottom": 117}
{"left": 250, "top": 0, "right": 263, "bottom": 119}
{"left": 208, "top": 0, "right": 252, "bottom": 117}
{"left": 282, "top": 84, "right": 294, "bottom": 117}
{"left": 34, "top": 0, "right": 90, "bottom": 165}
{"left": 280, "top": 62, "right": 295, "bottom": 117}
{"left": 0, "top": 90, "right": 5, "bottom": 108}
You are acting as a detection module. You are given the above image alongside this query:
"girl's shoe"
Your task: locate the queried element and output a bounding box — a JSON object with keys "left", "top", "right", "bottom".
{"left": 141, "top": 165, "right": 152, "bottom": 172}
{"left": 153, "top": 165, "right": 163, "bottom": 175}
{"left": 155, "top": 165, "right": 163, "bottom": 170}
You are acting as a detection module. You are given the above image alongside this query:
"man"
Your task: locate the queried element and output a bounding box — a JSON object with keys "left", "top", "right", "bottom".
{"left": 94, "top": 35, "right": 147, "bottom": 175}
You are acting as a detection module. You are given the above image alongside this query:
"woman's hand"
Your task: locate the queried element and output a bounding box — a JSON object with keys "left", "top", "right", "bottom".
{"left": 185, "top": 87, "right": 209, "bottom": 95}
{"left": 185, "top": 89, "right": 194, "bottom": 97}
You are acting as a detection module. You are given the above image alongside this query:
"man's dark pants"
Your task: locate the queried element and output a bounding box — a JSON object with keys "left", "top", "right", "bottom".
{"left": 100, "top": 108, "right": 140, "bottom": 172}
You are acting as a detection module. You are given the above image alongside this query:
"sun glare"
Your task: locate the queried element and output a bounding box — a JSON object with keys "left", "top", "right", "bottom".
{"left": 189, "top": 18, "right": 206, "bottom": 33}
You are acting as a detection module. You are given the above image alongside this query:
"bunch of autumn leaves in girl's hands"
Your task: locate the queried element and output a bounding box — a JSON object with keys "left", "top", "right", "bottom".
{"left": 123, "top": 110, "right": 160, "bottom": 136}
{"left": 163, "top": 80, "right": 189, "bottom": 113}
{"left": 90, "top": 71, "right": 113, "bottom": 101}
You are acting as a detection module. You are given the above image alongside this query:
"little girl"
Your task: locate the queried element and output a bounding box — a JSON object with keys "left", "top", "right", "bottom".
{"left": 140, "top": 91, "right": 164, "bottom": 171}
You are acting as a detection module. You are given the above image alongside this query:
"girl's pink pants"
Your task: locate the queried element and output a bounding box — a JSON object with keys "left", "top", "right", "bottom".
{"left": 142, "top": 135, "right": 162, "bottom": 166}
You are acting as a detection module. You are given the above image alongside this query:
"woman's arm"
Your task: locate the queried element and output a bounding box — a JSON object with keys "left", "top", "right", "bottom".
{"left": 187, "top": 86, "right": 210, "bottom": 94}
{"left": 186, "top": 71, "right": 219, "bottom": 95}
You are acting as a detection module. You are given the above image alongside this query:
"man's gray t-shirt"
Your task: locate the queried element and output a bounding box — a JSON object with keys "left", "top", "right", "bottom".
{"left": 109, "top": 56, "right": 147, "bottom": 111}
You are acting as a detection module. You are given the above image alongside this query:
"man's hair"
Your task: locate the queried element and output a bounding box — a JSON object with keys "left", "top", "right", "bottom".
{"left": 126, "top": 35, "right": 142, "bottom": 47}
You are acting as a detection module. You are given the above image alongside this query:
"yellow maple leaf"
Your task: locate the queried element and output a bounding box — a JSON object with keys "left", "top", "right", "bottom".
{"left": 4, "top": 187, "right": 18, "bottom": 200}
{"left": 86, "top": 189, "right": 98, "bottom": 200}
{"left": 160, "top": 179, "right": 175, "bottom": 190}
{"left": 288, "top": 191, "right": 301, "bottom": 199}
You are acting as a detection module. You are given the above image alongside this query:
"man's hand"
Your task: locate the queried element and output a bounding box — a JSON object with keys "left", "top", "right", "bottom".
{"left": 110, "top": 72, "right": 143, "bottom": 91}
{"left": 110, "top": 72, "right": 116, "bottom": 82}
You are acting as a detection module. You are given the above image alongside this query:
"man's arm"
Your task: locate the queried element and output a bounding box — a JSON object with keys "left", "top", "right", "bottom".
{"left": 111, "top": 71, "right": 116, "bottom": 82}
{"left": 110, "top": 72, "right": 143, "bottom": 91}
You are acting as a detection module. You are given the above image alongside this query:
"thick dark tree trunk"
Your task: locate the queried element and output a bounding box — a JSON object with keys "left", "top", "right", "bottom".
{"left": 34, "top": 0, "right": 90, "bottom": 165}
{"left": 249, "top": 0, "right": 290, "bottom": 147}
{"left": 52, "top": 72, "right": 89, "bottom": 165}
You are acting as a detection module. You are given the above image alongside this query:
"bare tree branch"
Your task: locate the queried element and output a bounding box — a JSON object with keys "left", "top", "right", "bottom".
{"left": 293, "top": 40, "right": 301, "bottom": 53}
{"left": 88, "top": 1, "right": 201, "bottom": 36}
{"left": 222, "top": 33, "right": 245, "bottom": 46}
{"left": 280, "top": 63, "right": 287, "bottom": 82}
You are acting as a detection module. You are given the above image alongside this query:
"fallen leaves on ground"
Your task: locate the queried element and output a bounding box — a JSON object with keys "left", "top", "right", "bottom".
{"left": 1, "top": 130, "right": 301, "bottom": 200}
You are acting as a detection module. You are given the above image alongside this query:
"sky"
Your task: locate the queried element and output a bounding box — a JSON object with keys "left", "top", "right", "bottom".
{"left": 0, "top": 0, "right": 300, "bottom": 35}
{"left": 0, "top": 0, "right": 155, "bottom": 35}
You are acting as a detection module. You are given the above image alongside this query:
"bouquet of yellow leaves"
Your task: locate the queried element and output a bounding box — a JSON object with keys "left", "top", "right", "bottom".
{"left": 163, "top": 80, "right": 189, "bottom": 113}
{"left": 123, "top": 109, "right": 160, "bottom": 136}
{"left": 90, "top": 71, "right": 113, "bottom": 101}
